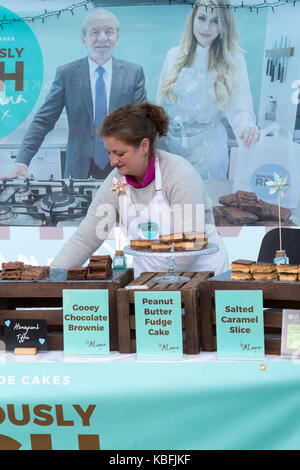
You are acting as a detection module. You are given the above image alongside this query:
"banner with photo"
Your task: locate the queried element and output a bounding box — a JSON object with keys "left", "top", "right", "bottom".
{"left": 0, "top": 0, "right": 299, "bottom": 228}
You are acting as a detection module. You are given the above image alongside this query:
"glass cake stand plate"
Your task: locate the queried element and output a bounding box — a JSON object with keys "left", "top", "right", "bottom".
{"left": 123, "top": 243, "right": 219, "bottom": 284}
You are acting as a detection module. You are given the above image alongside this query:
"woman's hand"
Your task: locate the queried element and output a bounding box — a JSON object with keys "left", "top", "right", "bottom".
{"left": 240, "top": 126, "right": 260, "bottom": 148}
{"left": 0, "top": 163, "right": 30, "bottom": 180}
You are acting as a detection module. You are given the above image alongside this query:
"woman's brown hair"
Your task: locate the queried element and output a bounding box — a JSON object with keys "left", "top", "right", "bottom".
{"left": 99, "top": 102, "right": 169, "bottom": 154}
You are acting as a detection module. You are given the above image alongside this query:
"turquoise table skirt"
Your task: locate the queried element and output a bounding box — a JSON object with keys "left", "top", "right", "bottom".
{"left": 0, "top": 354, "right": 299, "bottom": 450}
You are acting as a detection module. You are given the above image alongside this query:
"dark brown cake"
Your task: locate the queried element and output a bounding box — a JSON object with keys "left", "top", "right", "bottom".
{"left": 67, "top": 267, "right": 87, "bottom": 280}
{"left": 218, "top": 193, "right": 238, "bottom": 207}
{"left": 222, "top": 207, "right": 258, "bottom": 225}
{"left": 89, "top": 255, "right": 112, "bottom": 267}
{"left": 20, "top": 266, "right": 49, "bottom": 280}
{"left": 2, "top": 261, "right": 24, "bottom": 271}
{"left": 236, "top": 190, "right": 263, "bottom": 215}
{"left": 258, "top": 200, "right": 292, "bottom": 222}
{"left": 86, "top": 270, "right": 113, "bottom": 280}
{"left": 1, "top": 270, "right": 22, "bottom": 279}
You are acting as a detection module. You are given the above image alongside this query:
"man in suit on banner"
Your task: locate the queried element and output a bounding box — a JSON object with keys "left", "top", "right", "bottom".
{"left": 1, "top": 8, "right": 147, "bottom": 179}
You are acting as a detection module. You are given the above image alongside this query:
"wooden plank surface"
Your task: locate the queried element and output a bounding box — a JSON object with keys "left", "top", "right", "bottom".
{"left": 0, "top": 309, "right": 63, "bottom": 325}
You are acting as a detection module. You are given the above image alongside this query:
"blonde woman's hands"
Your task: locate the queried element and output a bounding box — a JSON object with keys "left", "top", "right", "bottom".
{"left": 0, "top": 163, "right": 30, "bottom": 181}
{"left": 240, "top": 126, "right": 260, "bottom": 148}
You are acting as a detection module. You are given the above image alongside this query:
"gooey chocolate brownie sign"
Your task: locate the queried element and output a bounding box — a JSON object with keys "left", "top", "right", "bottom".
{"left": 0, "top": 6, "right": 43, "bottom": 138}
{"left": 63, "top": 289, "right": 109, "bottom": 355}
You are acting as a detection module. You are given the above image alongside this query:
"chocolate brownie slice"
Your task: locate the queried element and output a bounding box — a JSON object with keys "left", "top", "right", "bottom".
{"left": 86, "top": 269, "right": 113, "bottom": 280}
{"left": 222, "top": 207, "right": 258, "bottom": 225}
{"left": 20, "top": 266, "right": 49, "bottom": 280}
{"left": 2, "top": 261, "right": 24, "bottom": 271}
{"left": 67, "top": 267, "right": 87, "bottom": 280}
{"left": 258, "top": 200, "right": 292, "bottom": 222}
{"left": 218, "top": 193, "right": 238, "bottom": 207}
{"left": 236, "top": 191, "right": 263, "bottom": 215}
{"left": 1, "top": 269, "right": 22, "bottom": 279}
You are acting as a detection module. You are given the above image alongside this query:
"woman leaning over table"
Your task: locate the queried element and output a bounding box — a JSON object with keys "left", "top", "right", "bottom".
{"left": 51, "top": 102, "right": 229, "bottom": 277}
{"left": 156, "top": 0, "right": 260, "bottom": 180}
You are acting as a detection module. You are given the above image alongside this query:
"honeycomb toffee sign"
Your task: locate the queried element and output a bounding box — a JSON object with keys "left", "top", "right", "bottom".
{"left": 134, "top": 291, "right": 183, "bottom": 359}
{"left": 0, "top": 6, "right": 43, "bottom": 138}
{"left": 62, "top": 289, "right": 109, "bottom": 355}
{"left": 4, "top": 318, "right": 47, "bottom": 351}
{"left": 215, "top": 290, "right": 265, "bottom": 359}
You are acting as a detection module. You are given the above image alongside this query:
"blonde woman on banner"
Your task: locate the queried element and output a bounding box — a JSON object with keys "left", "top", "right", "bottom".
{"left": 156, "top": 0, "right": 260, "bottom": 180}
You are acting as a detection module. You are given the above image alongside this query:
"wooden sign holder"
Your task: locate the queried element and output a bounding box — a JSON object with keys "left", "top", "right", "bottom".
{"left": 14, "top": 348, "right": 37, "bottom": 355}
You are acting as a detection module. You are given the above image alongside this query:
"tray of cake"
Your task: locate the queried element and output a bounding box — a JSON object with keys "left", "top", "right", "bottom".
{"left": 129, "top": 231, "right": 208, "bottom": 253}
{"left": 230, "top": 259, "right": 300, "bottom": 282}
{"left": 0, "top": 255, "right": 114, "bottom": 281}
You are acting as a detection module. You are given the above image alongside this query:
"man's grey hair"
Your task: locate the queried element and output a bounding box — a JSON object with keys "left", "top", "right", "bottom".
{"left": 81, "top": 8, "right": 120, "bottom": 36}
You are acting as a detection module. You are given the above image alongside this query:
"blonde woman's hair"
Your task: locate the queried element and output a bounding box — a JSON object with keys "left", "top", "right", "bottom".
{"left": 161, "top": 0, "right": 241, "bottom": 108}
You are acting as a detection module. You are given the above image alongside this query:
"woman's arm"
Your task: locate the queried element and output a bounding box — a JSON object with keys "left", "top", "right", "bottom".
{"left": 51, "top": 172, "right": 119, "bottom": 268}
{"left": 156, "top": 47, "right": 178, "bottom": 105}
{"left": 225, "top": 53, "right": 260, "bottom": 148}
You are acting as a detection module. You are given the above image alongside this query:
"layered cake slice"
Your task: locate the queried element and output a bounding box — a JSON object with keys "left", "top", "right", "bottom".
{"left": 183, "top": 232, "right": 207, "bottom": 241}
{"left": 276, "top": 264, "right": 299, "bottom": 282}
{"left": 250, "top": 262, "right": 278, "bottom": 281}
{"left": 130, "top": 239, "right": 154, "bottom": 250}
{"left": 66, "top": 267, "right": 87, "bottom": 280}
{"left": 2, "top": 261, "right": 24, "bottom": 270}
{"left": 159, "top": 233, "right": 184, "bottom": 243}
{"left": 151, "top": 242, "right": 172, "bottom": 252}
{"left": 230, "top": 259, "right": 255, "bottom": 280}
{"left": 1, "top": 269, "right": 22, "bottom": 280}
{"left": 20, "top": 266, "right": 49, "bottom": 280}
{"left": 86, "top": 255, "right": 113, "bottom": 280}
{"left": 174, "top": 239, "right": 207, "bottom": 251}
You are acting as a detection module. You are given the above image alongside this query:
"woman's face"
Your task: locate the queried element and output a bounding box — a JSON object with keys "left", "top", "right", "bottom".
{"left": 104, "top": 136, "right": 149, "bottom": 181}
{"left": 193, "top": 6, "right": 220, "bottom": 48}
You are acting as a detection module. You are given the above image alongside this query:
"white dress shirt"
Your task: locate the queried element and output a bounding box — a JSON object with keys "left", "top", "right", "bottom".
{"left": 88, "top": 57, "right": 112, "bottom": 119}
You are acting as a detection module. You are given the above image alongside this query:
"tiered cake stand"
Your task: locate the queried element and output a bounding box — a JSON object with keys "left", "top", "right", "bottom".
{"left": 123, "top": 243, "right": 219, "bottom": 284}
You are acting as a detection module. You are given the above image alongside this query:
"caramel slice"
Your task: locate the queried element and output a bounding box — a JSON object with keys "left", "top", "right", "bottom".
{"left": 231, "top": 272, "right": 253, "bottom": 281}
{"left": 231, "top": 259, "right": 256, "bottom": 273}
{"left": 130, "top": 239, "right": 153, "bottom": 250}
{"left": 252, "top": 272, "right": 278, "bottom": 281}
{"left": 159, "top": 233, "right": 184, "bottom": 243}
{"left": 276, "top": 264, "right": 299, "bottom": 274}
{"left": 174, "top": 239, "right": 207, "bottom": 251}
{"left": 250, "top": 262, "right": 276, "bottom": 274}
{"left": 151, "top": 243, "right": 172, "bottom": 252}
{"left": 183, "top": 232, "right": 206, "bottom": 241}
{"left": 278, "top": 273, "right": 298, "bottom": 282}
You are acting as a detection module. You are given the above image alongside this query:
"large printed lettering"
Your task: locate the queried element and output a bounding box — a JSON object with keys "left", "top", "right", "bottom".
{"left": 0, "top": 433, "right": 100, "bottom": 450}
{"left": 0, "top": 61, "right": 24, "bottom": 91}
{"left": 0, "top": 404, "right": 96, "bottom": 426}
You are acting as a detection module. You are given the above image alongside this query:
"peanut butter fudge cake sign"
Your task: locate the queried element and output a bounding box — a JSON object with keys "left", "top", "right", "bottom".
{"left": 0, "top": 6, "right": 43, "bottom": 138}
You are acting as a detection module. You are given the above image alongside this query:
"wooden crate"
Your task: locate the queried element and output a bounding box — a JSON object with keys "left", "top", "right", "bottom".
{"left": 198, "top": 271, "right": 300, "bottom": 355}
{"left": 0, "top": 268, "right": 133, "bottom": 351}
{"left": 117, "top": 271, "right": 214, "bottom": 355}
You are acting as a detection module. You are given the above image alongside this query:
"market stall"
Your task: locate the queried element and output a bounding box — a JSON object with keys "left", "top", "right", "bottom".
{"left": 1, "top": 0, "right": 300, "bottom": 454}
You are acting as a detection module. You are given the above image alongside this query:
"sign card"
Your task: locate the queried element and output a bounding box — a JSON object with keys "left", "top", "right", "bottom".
{"left": 134, "top": 291, "right": 183, "bottom": 359}
{"left": 4, "top": 319, "right": 47, "bottom": 351}
{"left": 281, "top": 309, "right": 300, "bottom": 357}
{"left": 215, "top": 290, "right": 265, "bottom": 359}
{"left": 63, "top": 289, "right": 109, "bottom": 355}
